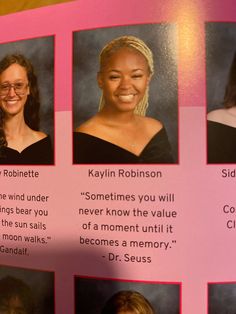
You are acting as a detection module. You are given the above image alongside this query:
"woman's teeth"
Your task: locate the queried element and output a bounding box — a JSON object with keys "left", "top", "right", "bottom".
{"left": 118, "top": 94, "right": 134, "bottom": 102}
{"left": 6, "top": 100, "right": 18, "bottom": 105}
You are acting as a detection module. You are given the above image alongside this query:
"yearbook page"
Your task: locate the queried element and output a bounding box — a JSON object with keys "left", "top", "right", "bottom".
{"left": 0, "top": 1, "right": 235, "bottom": 313}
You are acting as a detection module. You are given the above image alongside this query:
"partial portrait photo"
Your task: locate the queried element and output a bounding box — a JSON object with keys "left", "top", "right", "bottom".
{"left": 73, "top": 24, "right": 178, "bottom": 164}
{"left": 0, "top": 264, "right": 54, "bottom": 314}
{"left": 208, "top": 282, "right": 236, "bottom": 314}
{"left": 206, "top": 23, "right": 236, "bottom": 164}
{"left": 74, "top": 276, "right": 181, "bottom": 314}
{"left": 0, "top": 36, "right": 54, "bottom": 165}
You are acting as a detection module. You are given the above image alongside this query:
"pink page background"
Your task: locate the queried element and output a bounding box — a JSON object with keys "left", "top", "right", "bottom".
{"left": 0, "top": 0, "right": 235, "bottom": 313}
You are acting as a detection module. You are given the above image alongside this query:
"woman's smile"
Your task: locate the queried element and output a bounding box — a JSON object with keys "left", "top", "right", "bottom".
{"left": 3, "top": 99, "right": 21, "bottom": 114}
{"left": 117, "top": 93, "right": 137, "bottom": 102}
{"left": 98, "top": 47, "right": 150, "bottom": 112}
{"left": 0, "top": 63, "right": 29, "bottom": 116}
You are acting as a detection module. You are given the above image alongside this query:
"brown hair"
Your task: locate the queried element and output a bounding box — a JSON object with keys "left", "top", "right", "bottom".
{"left": 101, "top": 290, "right": 155, "bottom": 314}
{"left": 0, "top": 276, "right": 34, "bottom": 314}
{"left": 0, "top": 54, "right": 40, "bottom": 149}
{"left": 223, "top": 52, "right": 236, "bottom": 108}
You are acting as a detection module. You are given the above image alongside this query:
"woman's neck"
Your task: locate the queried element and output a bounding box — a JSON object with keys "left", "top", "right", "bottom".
{"left": 99, "top": 106, "right": 137, "bottom": 125}
{"left": 4, "top": 114, "right": 28, "bottom": 139}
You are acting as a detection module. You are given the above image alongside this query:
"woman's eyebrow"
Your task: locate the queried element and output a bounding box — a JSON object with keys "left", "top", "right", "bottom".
{"left": 132, "top": 68, "right": 144, "bottom": 71}
{"left": 107, "top": 69, "right": 121, "bottom": 72}
{"left": 107, "top": 68, "right": 144, "bottom": 72}
{"left": 1, "top": 79, "right": 25, "bottom": 83}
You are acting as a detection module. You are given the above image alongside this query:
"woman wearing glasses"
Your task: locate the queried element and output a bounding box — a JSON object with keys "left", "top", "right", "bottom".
{"left": 0, "top": 54, "right": 53, "bottom": 164}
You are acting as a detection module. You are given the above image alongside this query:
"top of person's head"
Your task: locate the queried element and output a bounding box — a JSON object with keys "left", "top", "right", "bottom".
{"left": 224, "top": 52, "right": 236, "bottom": 108}
{"left": 99, "top": 36, "right": 154, "bottom": 76}
{"left": 0, "top": 53, "right": 40, "bottom": 131}
{"left": 0, "top": 54, "right": 36, "bottom": 84}
{"left": 98, "top": 36, "right": 154, "bottom": 116}
{"left": 0, "top": 276, "right": 34, "bottom": 314}
{"left": 101, "top": 290, "right": 155, "bottom": 314}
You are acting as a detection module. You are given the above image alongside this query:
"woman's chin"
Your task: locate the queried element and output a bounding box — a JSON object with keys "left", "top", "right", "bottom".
{"left": 3, "top": 107, "right": 23, "bottom": 117}
{"left": 115, "top": 101, "right": 138, "bottom": 112}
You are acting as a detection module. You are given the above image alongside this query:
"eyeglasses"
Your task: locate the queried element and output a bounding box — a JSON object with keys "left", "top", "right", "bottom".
{"left": 0, "top": 82, "right": 29, "bottom": 97}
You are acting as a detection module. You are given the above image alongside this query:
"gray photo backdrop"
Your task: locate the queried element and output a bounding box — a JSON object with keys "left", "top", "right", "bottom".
{"left": 73, "top": 24, "right": 178, "bottom": 162}
{"left": 75, "top": 277, "right": 180, "bottom": 314}
{"left": 208, "top": 283, "right": 236, "bottom": 314}
{"left": 0, "top": 265, "right": 54, "bottom": 314}
{"left": 206, "top": 23, "right": 236, "bottom": 113}
{"left": 0, "top": 36, "right": 54, "bottom": 143}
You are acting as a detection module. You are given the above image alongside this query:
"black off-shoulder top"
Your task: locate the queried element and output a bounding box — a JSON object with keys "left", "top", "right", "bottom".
{"left": 208, "top": 120, "right": 236, "bottom": 163}
{"left": 73, "top": 127, "right": 173, "bottom": 164}
{"left": 0, "top": 136, "right": 53, "bottom": 165}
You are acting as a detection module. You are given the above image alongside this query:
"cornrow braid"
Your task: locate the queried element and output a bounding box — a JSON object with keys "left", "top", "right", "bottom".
{"left": 98, "top": 36, "right": 154, "bottom": 116}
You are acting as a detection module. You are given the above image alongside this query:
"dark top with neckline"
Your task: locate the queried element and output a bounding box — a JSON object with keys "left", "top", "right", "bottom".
{"left": 208, "top": 120, "right": 236, "bottom": 163}
{"left": 0, "top": 135, "right": 53, "bottom": 165}
{"left": 73, "top": 127, "right": 174, "bottom": 164}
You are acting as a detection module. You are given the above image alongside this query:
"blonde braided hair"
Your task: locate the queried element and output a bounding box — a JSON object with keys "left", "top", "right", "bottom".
{"left": 98, "top": 36, "right": 154, "bottom": 116}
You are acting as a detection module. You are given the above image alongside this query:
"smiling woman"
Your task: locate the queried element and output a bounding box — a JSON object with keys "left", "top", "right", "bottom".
{"left": 0, "top": 54, "right": 53, "bottom": 165}
{"left": 73, "top": 35, "right": 174, "bottom": 164}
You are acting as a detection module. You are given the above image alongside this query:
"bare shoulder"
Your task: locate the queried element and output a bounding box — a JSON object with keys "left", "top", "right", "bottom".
{"left": 75, "top": 115, "right": 100, "bottom": 133}
{"left": 137, "top": 115, "right": 163, "bottom": 134}
{"left": 21, "top": 129, "right": 48, "bottom": 149}
{"left": 31, "top": 130, "right": 47, "bottom": 141}
{"left": 207, "top": 109, "right": 226, "bottom": 122}
{"left": 208, "top": 107, "right": 236, "bottom": 128}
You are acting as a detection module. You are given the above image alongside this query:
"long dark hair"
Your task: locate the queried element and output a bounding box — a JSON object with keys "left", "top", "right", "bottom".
{"left": 0, "top": 54, "right": 40, "bottom": 148}
{"left": 224, "top": 52, "right": 236, "bottom": 108}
